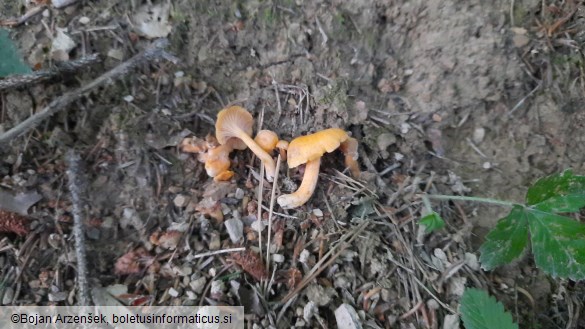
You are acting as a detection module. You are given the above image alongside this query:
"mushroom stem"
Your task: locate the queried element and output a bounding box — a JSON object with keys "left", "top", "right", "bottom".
{"left": 236, "top": 130, "right": 277, "bottom": 181}
{"left": 277, "top": 157, "right": 321, "bottom": 209}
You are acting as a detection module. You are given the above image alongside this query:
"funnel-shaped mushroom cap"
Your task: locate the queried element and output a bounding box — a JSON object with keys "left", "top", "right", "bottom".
{"left": 287, "top": 128, "right": 349, "bottom": 168}
{"left": 214, "top": 105, "right": 277, "bottom": 181}
{"left": 215, "top": 106, "right": 253, "bottom": 150}
{"left": 254, "top": 130, "right": 279, "bottom": 152}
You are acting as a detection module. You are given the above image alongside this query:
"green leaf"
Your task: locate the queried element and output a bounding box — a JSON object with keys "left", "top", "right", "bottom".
{"left": 460, "top": 288, "right": 518, "bottom": 329}
{"left": 528, "top": 209, "right": 585, "bottom": 280}
{"left": 479, "top": 205, "right": 529, "bottom": 270}
{"left": 526, "top": 169, "right": 585, "bottom": 213}
{"left": 419, "top": 211, "right": 445, "bottom": 233}
{"left": 0, "top": 29, "right": 31, "bottom": 77}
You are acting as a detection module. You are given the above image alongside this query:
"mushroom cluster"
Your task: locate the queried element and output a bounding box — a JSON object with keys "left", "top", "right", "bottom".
{"left": 181, "top": 106, "right": 361, "bottom": 208}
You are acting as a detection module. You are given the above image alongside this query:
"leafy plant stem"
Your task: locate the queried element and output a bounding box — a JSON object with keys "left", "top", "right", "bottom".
{"left": 424, "top": 194, "right": 518, "bottom": 207}
{"left": 421, "top": 195, "right": 433, "bottom": 213}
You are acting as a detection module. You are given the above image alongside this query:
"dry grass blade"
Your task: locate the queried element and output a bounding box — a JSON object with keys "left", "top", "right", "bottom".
{"left": 278, "top": 219, "right": 371, "bottom": 306}
{"left": 258, "top": 162, "right": 265, "bottom": 260}
{"left": 266, "top": 154, "right": 282, "bottom": 274}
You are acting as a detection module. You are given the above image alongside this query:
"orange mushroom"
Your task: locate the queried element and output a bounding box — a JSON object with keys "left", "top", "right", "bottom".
{"left": 215, "top": 106, "right": 277, "bottom": 181}
{"left": 254, "top": 130, "right": 279, "bottom": 153}
{"left": 276, "top": 140, "right": 289, "bottom": 161}
{"left": 277, "top": 128, "right": 358, "bottom": 209}
{"left": 340, "top": 137, "right": 361, "bottom": 178}
{"left": 198, "top": 144, "right": 232, "bottom": 178}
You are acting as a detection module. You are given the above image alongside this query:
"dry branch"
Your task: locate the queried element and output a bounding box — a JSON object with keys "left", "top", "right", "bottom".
{"left": 65, "top": 149, "right": 91, "bottom": 306}
{"left": 0, "top": 54, "right": 101, "bottom": 92}
{"left": 0, "top": 39, "right": 177, "bottom": 145}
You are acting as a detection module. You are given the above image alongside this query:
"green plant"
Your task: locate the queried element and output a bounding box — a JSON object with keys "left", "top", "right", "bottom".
{"left": 0, "top": 29, "right": 31, "bottom": 77}
{"left": 422, "top": 169, "right": 585, "bottom": 280}
{"left": 460, "top": 288, "right": 518, "bottom": 329}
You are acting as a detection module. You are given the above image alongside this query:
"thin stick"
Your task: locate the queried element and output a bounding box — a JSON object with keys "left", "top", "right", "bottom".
{"left": 0, "top": 54, "right": 101, "bottom": 92}
{"left": 258, "top": 162, "right": 265, "bottom": 260}
{"left": 266, "top": 154, "right": 282, "bottom": 274}
{"left": 279, "top": 219, "right": 370, "bottom": 305}
{"left": 191, "top": 247, "right": 245, "bottom": 259}
{"left": 0, "top": 39, "right": 177, "bottom": 145}
{"left": 65, "top": 149, "right": 91, "bottom": 306}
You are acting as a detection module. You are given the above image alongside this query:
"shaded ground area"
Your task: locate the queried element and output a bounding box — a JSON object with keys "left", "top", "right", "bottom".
{"left": 1, "top": 0, "right": 585, "bottom": 328}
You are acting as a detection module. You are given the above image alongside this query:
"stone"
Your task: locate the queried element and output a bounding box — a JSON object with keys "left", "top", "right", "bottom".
{"left": 335, "top": 304, "right": 362, "bottom": 329}
{"left": 225, "top": 218, "right": 243, "bottom": 243}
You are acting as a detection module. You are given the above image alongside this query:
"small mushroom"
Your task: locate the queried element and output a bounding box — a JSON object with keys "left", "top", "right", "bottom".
{"left": 277, "top": 128, "right": 355, "bottom": 209}
{"left": 198, "top": 144, "right": 232, "bottom": 178}
{"left": 276, "top": 140, "right": 289, "bottom": 161}
{"left": 216, "top": 106, "right": 277, "bottom": 181}
{"left": 340, "top": 137, "right": 361, "bottom": 178}
{"left": 254, "top": 130, "right": 279, "bottom": 153}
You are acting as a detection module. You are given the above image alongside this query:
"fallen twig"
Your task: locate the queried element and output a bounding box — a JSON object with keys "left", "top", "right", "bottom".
{"left": 0, "top": 54, "right": 101, "bottom": 92}
{"left": 0, "top": 39, "right": 177, "bottom": 145}
{"left": 65, "top": 149, "right": 91, "bottom": 306}
{"left": 0, "top": 5, "right": 46, "bottom": 27}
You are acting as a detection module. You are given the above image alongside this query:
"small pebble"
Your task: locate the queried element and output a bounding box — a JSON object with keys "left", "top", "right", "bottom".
{"left": 168, "top": 287, "right": 180, "bottom": 298}
{"left": 224, "top": 218, "right": 243, "bottom": 243}
{"left": 482, "top": 162, "right": 491, "bottom": 169}
{"left": 48, "top": 291, "right": 68, "bottom": 302}
{"left": 303, "top": 301, "right": 316, "bottom": 322}
{"left": 312, "top": 208, "right": 323, "bottom": 217}
{"left": 251, "top": 220, "right": 266, "bottom": 233}
{"left": 235, "top": 188, "right": 245, "bottom": 199}
{"left": 186, "top": 290, "right": 197, "bottom": 300}
{"left": 123, "top": 95, "right": 134, "bottom": 103}
{"left": 173, "top": 194, "right": 189, "bottom": 208}
{"left": 335, "top": 304, "right": 362, "bottom": 329}
{"left": 472, "top": 127, "right": 485, "bottom": 144}
{"left": 79, "top": 16, "right": 90, "bottom": 24}
{"left": 209, "top": 232, "right": 220, "bottom": 250}
{"left": 271, "top": 254, "right": 284, "bottom": 263}
{"left": 299, "top": 249, "right": 310, "bottom": 264}
{"left": 190, "top": 277, "right": 206, "bottom": 294}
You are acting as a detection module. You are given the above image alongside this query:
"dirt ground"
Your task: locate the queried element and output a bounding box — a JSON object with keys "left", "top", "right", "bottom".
{"left": 1, "top": 0, "right": 585, "bottom": 328}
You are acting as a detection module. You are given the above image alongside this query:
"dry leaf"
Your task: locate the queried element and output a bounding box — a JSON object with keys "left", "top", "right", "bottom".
{"left": 195, "top": 201, "right": 224, "bottom": 222}
{"left": 132, "top": 1, "right": 173, "bottom": 39}
{"left": 180, "top": 137, "right": 208, "bottom": 154}
{"left": 114, "top": 248, "right": 153, "bottom": 275}
{"left": 150, "top": 230, "right": 182, "bottom": 250}
{"left": 0, "top": 210, "right": 30, "bottom": 236}
{"left": 231, "top": 250, "right": 267, "bottom": 281}
{"left": 276, "top": 268, "right": 302, "bottom": 290}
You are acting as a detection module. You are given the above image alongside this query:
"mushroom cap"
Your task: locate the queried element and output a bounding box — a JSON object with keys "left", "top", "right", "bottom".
{"left": 254, "top": 130, "right": 279, "bottom": 152}
{"left": 276, "top": 140, "right": 289, "bottom": 150}
{"left": 215, "top": 106, "right": 253, "bottom": 150}
{"left": 287, "top": 128, "right": 349, "bottom": 168}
